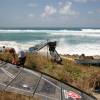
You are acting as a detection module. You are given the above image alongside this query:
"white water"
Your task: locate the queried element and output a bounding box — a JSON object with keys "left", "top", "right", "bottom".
{"left": 0, "top": 28, "right": 100, "bottom": 56}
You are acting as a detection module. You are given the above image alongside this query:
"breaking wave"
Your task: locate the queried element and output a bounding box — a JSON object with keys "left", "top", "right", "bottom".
{"left": 0, "top": 28, "right": 100, "bottom": 33}
{"left": 0, "top": 40, "right": 100, "bottom": 56}
{"left": 0, "top": 28, "right": 100, "bottom": 56}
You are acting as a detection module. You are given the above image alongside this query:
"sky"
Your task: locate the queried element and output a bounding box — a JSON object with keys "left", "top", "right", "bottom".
{"left": 0, "top": 0, "right": 100, "bottom": 28}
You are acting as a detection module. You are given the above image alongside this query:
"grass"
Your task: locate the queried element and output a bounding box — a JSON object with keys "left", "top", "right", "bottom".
{"left": 0, "top": 52, "right": 100, "bottom": 99}
{"left": 0, "top": 91, "right": 33, "bottom": 100}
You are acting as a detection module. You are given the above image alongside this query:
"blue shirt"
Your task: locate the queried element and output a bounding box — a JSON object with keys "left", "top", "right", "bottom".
{"left": 18, "top": 50, "right": 26, "bottom": 58}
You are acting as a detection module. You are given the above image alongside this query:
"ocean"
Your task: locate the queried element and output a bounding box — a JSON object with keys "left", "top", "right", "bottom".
{"left": 0, "top": 27, "right": 100, "bottom": 56}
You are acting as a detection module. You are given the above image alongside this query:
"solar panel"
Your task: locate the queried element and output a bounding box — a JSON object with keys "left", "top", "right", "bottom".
{"left": 0, "top": 60, "right": 97, "bottom": 100}
{"left": 2, "top": 63, "right": 21, "bottom": 76}
{"left": 6, "top": 68, "right": 41, "bottom": 96}
{"left": 0, "top": 68, "right": 13, "bottom": 90}
{"left": 35, "top": 75, "right": 61, "bottom": 100}
{"left": 0, "top": 60, "right": 6, "bottom": 67}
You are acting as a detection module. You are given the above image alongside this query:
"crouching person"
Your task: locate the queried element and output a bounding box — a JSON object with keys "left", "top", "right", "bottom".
{"left": 9, "top": 48, "right": 26, "bottom": 67}
{"left": 9, "top": 48, "right": 17, "bottom": 64}
{"left": 18, "top": 50, "right": 26, "bottom": 67}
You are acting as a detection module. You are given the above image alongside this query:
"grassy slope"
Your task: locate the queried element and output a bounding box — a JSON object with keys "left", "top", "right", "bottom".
{"left": 0, "top": 52, "right": 100, "bottom": 99}
{"left": 0, "top": 92, "right": 33, "bottom": 100}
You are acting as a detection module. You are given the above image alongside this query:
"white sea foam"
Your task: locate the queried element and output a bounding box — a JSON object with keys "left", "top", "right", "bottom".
{"left": 0, "top": 29, "right": 100, "bottom": 33}
{"left": 0, "top": 28, "right": 100, "bottom": 56}
{"left": 0, "top": 29, "right": 67, "bottom": 33}
{"left": 57, "top": 42, "right": 100, "bottom": 56}
{"left": 0, "top": 40, "right": 48, "bottom": 53}
{"left": 0, "top": 40, "right": 100, "bottom": 56}
{"left": 0, "top": 29, "right": 100, "bottom": 39}
{"left": 0, "top": 41, "right": 31, "bottom": 53}
{"left": 81, "top": 29, "right": 100, "bottom": 32}
{"left": 49, "top": 31, "right": 100, "bottom": 37}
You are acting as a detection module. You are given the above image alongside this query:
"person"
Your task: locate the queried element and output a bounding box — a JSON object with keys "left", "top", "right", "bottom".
{"left": 18, "top": 50, "right": 26, "bottom": 66}
{"left": 79, "top": 54, "right": 85, "bottom": 59}
{"left": 47, "top": 41, "right": 62, "bottom": 64}
{"left": 9, "top": 48, "right": 16, "bottom": 64}
{"left": 47, "top": 41, "right": 57, "bottom": 61}
{"left": 0, "top": 46, "right": 6, "bottom": 52}
{"left": 9, "top": 48, "right": 26, "bottom": 67}
{"left": 48, "top": 41, "right": 57, "bottom": 52}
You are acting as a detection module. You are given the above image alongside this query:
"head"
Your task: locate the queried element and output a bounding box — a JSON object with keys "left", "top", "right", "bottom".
{"left": 81, "top": 54, "right": 85, "bottom": 57}
{"left": 3, "top": 46, "right": 5, "bottom": 48}
{"left": 9, "top": 48, "right": 15, "bottom": 54}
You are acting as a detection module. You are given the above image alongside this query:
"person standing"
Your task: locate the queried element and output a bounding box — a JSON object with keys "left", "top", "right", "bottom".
{"left": 47, "top": 41, "right": 62, "bottom": 64}
{"left": 0, "top": 46, "right": 6, "bottom": 52}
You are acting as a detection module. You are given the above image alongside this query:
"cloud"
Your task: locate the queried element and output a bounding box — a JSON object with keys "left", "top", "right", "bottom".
{"left": 41, "top": 1, "right": 79, "bottom": 19}
{"left": 41, "top": 5, "right": 56, "bottom": 17}
{"left": 59, "top": 2, "right": 78, "bottom": 16}
{"left": 73, "top": 0, "right": 87, "bottom": 3}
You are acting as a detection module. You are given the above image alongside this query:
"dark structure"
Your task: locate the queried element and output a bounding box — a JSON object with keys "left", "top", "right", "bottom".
{"left": 47, "top": 41, "right": 57, "bottom": 52}
{"left": 75, "top": 59, "right": 100, "bottom": 66}
{"left": 47, "top": 41, "right": 62, "bottom": 64}
{"left": 29, "top": 41, "right": 62, "bottom": 64}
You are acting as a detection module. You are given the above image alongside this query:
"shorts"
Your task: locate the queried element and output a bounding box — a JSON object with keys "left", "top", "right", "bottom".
{"left": 18, "top": 57, "right": 26, "bottom": 66}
